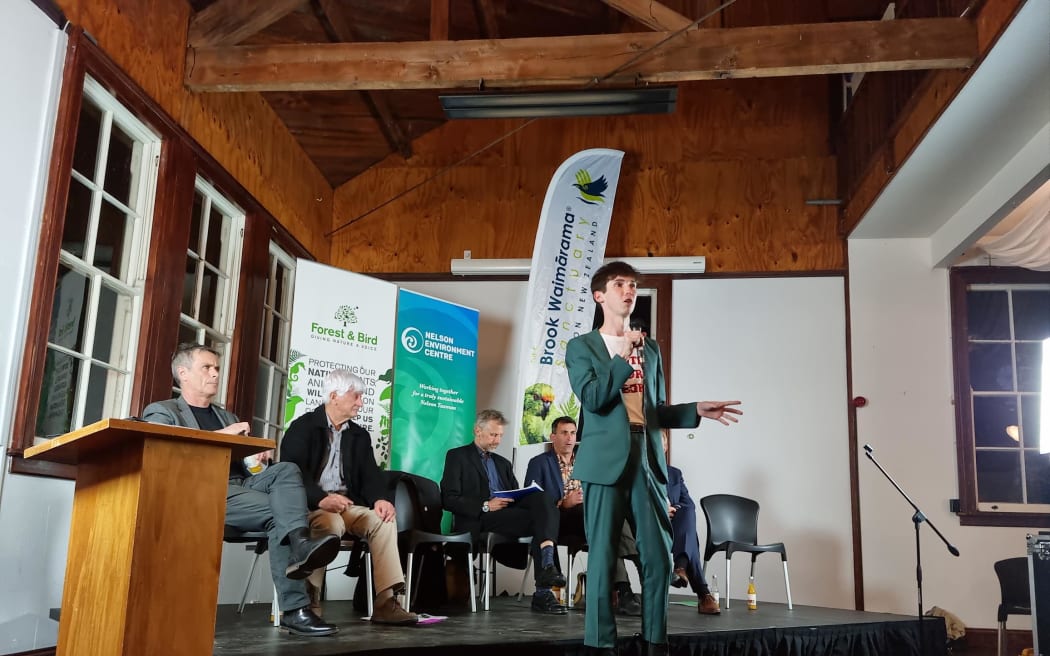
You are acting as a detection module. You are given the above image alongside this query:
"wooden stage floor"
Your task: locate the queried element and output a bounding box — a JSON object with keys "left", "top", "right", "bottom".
{"left": 212, "top": 596, "right": 947, "bottom": 656}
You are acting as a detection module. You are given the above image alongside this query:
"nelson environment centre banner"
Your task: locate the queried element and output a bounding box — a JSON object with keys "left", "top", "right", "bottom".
{"left": 514, "top": 148, "right": 623, "bottom": 453}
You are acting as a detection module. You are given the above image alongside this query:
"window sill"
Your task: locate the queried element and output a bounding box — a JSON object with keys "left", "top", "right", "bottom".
{"left": 957, "top": 510, "right": 1050, "bottom": 528}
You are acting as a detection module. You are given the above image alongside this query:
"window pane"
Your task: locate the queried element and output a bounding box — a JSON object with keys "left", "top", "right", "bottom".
{"left": 252, "top": 418, "right": 266, "bottom": 437}
{"left": 976, "top": 450, "right": 1023, "bottom": 503}
{"left": 967, "top": 290, "right": 1010, "bottom": 340}
{"left": 1022, "top": 395, "right": 1042, "bottom": 449}
{"left": 62, "top": 179, "right": 92, "bottom": 259}
{"left": 182, "top": 258, "right": 198, "bottom": 315}
{"left": 83, "top": 364, "right": 125, "bottom": 425}
{"left": 255, "top": 361, "right": 270, "bottom": 418}
{"left": 36, "top": 349, "right": 80, "bottom": 438}
{"left": 72, "top": 101, "right": 101, "bottom": 180}
{"left": 190, "top": 192, "right": 203, "bottom": 254}
{"left": 270, "top": 371, "right": 286, "bottom": 425}
{"left": 179, "top": 321, "right": 198, "bottom": 347}
{"left": 103, "top": 123, "right": 135, "bottom": 206}
{"left": 269, "top": 314, "right": 282, "bottom": 363}
{"left": 94, "top": 200, "right": 128, "bottom": 279}
{"left": 205, "top": 207, "right": 227, "bottom": 268}
{"left": 92, "top": 284, "right": 133, "bottom": 367}
{"left": 1013, "top": 290, "right": 1050, "bottom": 341}
{"left": 973, "top": 396, "right": 1019, "bottom": 447}
{"left": 1017, "top": 342, "right": 1042, "bottom": 393}
{"left": 1025, "top": 451, "right": 1050, "bottom": 504}
{"left": 969, "top": 343, "right": 1014, "bottom": 391}
{"left": 200, "top": 266, "right": 219, "bottom": 325}
{"left": 274, "top": 262, "right": 288, "bottom": 311}
{"left": 48, "top": 266, "right": 89, "bottom": 353}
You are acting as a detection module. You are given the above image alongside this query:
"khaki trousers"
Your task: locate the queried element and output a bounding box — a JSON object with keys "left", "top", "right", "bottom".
{"left": 306, "top": 506, "right": 404, "bottom": 596}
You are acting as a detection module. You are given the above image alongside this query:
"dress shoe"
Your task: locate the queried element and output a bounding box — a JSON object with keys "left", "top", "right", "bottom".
{"left": 670, "top": 568, "right": 689, "bottom": 588}
{"left": 285, "top": 528, "right": 340, "bottom": 580}
{"left": 531, "top": 589, "right": 568, "bottom": 615}
{"left": 573, "top": 572, "right": 587, "bottom": 608}
{"left": 280, "top": 606, "right": 338, "bottom": 637}
{"left": 371, "top": 595, "right": 418, "bottom": 625}
{"left": 698, "top": 593, "right": 722, "bottom": 615}
{"left": 616, "top": 589, "right": 642, "bottom": 617}
{"left": 536, "top": 563, "right": 567, "bottom": 588}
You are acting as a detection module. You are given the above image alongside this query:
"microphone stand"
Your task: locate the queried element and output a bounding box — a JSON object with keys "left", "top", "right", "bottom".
{"left": 863, "top": 444, "right": 960, "bottom": 656}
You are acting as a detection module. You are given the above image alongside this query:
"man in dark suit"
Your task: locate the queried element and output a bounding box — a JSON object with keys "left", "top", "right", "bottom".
{"left": 280, "top": 369, "right": 417, "bottom": 625}
{"left": 664, "top": 436, "right": 721, "bottom": 615}
{"left": 566, "top": 262, "right": 742, "bottom": 654}
{"left": 441, "top": 408, "right": 567, "bottom": 614}
{"left": 143, "top": 343, "right": 340, "bottom": 637}
{"left": 524, "top": 415, "right": 641, "bottom": 616}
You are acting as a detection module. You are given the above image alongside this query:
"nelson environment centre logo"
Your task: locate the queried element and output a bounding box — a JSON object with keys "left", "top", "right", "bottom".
{"left": 572, "top": 169, "right": 608, "bottom": 205}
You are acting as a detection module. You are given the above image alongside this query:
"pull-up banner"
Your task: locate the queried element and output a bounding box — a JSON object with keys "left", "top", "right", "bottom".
{"left": 514, "top": 148, "right": 623, "bottom": 449}
{"left": 285, "top": 260, "right": 398, "bottom": 466}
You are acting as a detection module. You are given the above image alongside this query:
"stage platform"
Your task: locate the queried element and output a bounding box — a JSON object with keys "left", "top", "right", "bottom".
{"left": 213, "top": 596, "right": 947, "bottom": 656}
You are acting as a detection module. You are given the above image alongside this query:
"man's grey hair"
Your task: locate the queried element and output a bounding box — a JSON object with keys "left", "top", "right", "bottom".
{"left": 475, "top": 409, "right": 508, "bottom": 430}
{"left": 323, "top": 369, "right": 366, "bottom": 400}
{"left": 171, "top": 343, "right": 221, "bottom": 384}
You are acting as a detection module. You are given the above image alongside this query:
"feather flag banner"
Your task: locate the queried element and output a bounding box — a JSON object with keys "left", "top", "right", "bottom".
{"left": 514, "top": 148, "right": 623, "bottom": 453}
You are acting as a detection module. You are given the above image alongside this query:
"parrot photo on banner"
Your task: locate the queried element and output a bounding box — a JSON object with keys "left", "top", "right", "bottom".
{"left": 521, "top": 382, "right": 555, "bottom": 444}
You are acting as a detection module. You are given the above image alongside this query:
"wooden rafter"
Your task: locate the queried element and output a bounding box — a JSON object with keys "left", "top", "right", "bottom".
{"left": 473, "top": 0, "right": 499, "bottom": 39}
{"left": 187, "top": 0, "right": 307, "bottom": 48}
{"left": 599, "top": 0, "right": 692, "bottom": 31}
{"left": 312, "top": 0, "right": 412, "bottom": 159}
{"left": 186, "top": 18, "right": 977, "bottom": 93}
{"left": 431, "top": 0, "right": 450, "bottom": 41}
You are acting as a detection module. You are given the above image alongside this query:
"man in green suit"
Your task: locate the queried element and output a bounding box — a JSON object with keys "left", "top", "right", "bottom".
{"left": 566, "top": 262, "right": 741, "bottom": 655}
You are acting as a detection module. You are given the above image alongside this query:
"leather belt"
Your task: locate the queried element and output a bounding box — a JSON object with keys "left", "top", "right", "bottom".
{"left": 629, "top": 423, "right": 646, "bottom": 432}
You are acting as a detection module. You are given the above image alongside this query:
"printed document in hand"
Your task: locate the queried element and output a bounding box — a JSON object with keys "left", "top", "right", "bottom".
{"left": 492, "top": 481, "right": 543, "bottom": 501}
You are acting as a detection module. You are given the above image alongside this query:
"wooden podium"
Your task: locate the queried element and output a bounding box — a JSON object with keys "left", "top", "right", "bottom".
{"left": 25, "top": 418, "right": 275, "bottom": 656}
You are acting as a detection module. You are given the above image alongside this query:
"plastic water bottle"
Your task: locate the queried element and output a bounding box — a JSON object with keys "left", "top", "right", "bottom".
{"left": 711, "top": 574, "right": 720, "bottom": 607}
{"left": 747, "top": 576, "right": 758, "bottom": 610}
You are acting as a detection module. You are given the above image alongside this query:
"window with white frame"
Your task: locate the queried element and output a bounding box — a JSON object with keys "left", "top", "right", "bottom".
{"left": 952, "top": 267, "right": 1050, "bottom": 526}
{"left": 34, "top": 77, "right": 159, "bottom": 441}
{"left": 176, "top": 178, "right": 244, "bottom": 403}
{"left": 252, "top": 243, "right": 296, "bottom": 439}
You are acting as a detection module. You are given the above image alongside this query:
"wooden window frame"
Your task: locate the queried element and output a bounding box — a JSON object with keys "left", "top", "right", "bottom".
{"left": 8, "top": 28, "right": 311, "bottom": 478}
{"left": 950, "top": 266, "right": 1050, "bottom": 527}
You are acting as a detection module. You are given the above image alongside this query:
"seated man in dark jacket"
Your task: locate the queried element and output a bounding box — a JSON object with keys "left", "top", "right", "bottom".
{"left": 143, "top": 343, "right": 340, "bottom": 637}
{"left": 524, "top": 416, "right": 642, "bottom": 616}
{"left": 280, "top": 369, "right": 417, "bottom": 625}
{"left": 664, "top": 434, "right": 721, "bottom": 615}
{"left": 441, "top": 409, "right": 567, "bottom": 614}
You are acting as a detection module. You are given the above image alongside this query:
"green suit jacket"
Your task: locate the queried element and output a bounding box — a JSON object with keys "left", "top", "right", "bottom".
{"left": 566, "top": 329, "right": 699, "bottom": 486}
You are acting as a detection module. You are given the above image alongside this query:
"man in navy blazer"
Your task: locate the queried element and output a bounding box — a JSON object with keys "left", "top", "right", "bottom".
{"left": 664, "top": 437, "right": 721, "bottom": 615}
{"left": 143, "top": 343, "right": 340, "bottom": 637}
{"left": 524, "top": 415, "right": 641, "bottom": 615}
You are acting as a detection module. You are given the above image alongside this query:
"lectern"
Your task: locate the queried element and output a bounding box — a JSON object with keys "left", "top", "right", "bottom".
{"left": 25, "top": 418, "right": 275, "bottom": 656}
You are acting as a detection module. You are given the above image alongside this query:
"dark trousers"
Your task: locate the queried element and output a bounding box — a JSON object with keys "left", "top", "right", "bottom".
{"left": 560, "top": 506, "right": 636, "bottom": 585}
{"left": 479, "top": 491, "right": 560, "bottom": 583}
{"left": 671, "top": 506, "right": 710, "bottom": 595}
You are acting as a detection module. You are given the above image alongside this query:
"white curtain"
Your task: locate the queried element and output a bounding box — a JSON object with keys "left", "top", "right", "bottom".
{"left": 978, "top": 193, "right": 1050, "bottom": 271}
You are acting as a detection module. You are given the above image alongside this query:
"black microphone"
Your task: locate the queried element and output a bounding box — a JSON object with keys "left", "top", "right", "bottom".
{"left": 863, "top": 444, "right": 873, "bottom": 454}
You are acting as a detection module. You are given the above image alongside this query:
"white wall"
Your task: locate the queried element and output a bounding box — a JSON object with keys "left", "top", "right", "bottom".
{"left": 848, "top": 238, "right": 1036, "bottom": 628}
{"left": 670, "top": 277, "right": 853, "bottom": 608}
{"left": 0, "top": 0, "right": 71, "bottom": 634}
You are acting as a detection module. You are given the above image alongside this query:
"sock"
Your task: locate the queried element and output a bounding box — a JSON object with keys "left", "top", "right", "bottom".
{"left": 541, "top": 545, "right": 555, "bottom": 568}
{"left": 698, "top": 585, "right": 711, "bottom": 597}
{"left": 615, "top": 581, "right": 632, "bottom": 595}
{"left": 535, "top": 586, "right": 551, "bottom": 596}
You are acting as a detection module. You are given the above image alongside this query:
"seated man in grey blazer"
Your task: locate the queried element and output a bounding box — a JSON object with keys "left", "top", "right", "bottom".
{"left": 142, "top": 343, "right": 341, "bottom": 637}
{"left": 524, "top": 415, "right": 642, "bottom": 616}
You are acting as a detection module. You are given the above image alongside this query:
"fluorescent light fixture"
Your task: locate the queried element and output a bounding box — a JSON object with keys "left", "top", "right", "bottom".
{"left": 439, "top": 88, "right": 678, "bottom": 119}
{"left": 1041, "top": 337, "right": 1049, "bottom": 454}
{"left": 450, "top": 256, "right": 706, "bottom": 276}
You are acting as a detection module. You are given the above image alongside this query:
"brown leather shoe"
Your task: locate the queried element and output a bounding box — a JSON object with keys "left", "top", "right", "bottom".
{"left": 371, "top": 596, "right": 418, "bottom": 625}
{"left": 698, "top": 593, "right": 721, "bottom": 615}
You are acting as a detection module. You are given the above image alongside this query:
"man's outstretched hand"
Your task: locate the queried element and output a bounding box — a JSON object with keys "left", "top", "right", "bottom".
{"left": 696, "top": 401, "right": 743, "bottom": 426}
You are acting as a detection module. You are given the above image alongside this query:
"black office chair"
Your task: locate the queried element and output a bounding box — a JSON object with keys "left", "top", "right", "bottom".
{"left": 222, "top": 526, "right": 279, "bottom": 626}
{"left": 477, "top": 532, "right": 534, "bottom": 611}
{"left": 994, "top": 557, "right": 1031, "bottom": 656}
{"left": 398, "top": 474, "right": 477, "bottom": 612}
{"left": 700, "top": 494, "right": 793, "bottom": 609}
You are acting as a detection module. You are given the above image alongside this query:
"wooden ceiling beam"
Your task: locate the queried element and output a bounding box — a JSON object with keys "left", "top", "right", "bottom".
{"left": 599, "top": 0, "right": 693, "bottom": 31}
{"left": 431, "top": 0, "right": 451, "bottom": 41}
{"left": 312, "top": 0, "right": 412, "bottom": 159}
{"left": 187, "top": 0, "right": 308, "bottom": 48}
{"left": 186, "top": 18, "right": 977, "bottom": 92}
{"left": 473, "top": 0, "right": 499, "bottom": 39}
